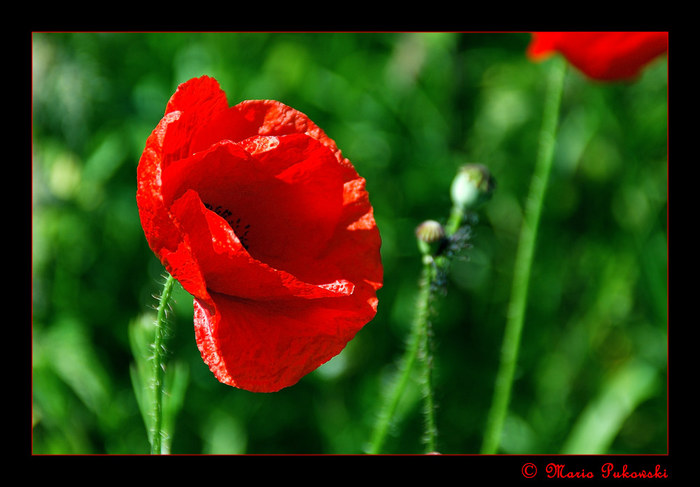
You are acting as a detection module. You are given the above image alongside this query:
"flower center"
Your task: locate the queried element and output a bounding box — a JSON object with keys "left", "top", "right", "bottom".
{"left": 204, "top": 202, "right": 250, "bottom": 250}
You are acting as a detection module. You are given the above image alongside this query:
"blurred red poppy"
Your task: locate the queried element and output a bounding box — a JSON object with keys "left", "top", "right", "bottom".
{"left": 527, "top": 32, "right": 668, "bottom": 81}
{"left": 137, "top": 76, "right": 383, "bottom": 392}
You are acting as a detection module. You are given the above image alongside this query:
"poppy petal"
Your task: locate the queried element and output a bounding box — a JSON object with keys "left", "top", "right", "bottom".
{"left": 527, "top": 32, "right": 667, "bottom": 81}
{"left": 194, "top": 286, "right": 377, "bottom": 392}
{"left": 137, "top": 76, "right": 383, "bottom": 392}
{"left": 167, "top": 188, "right": 355, "bottom": 301}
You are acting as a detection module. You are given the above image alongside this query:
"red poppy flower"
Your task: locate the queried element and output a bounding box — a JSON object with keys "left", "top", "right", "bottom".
{"left": 137, "top": 76, "right": 383, "bottom": 392}
{"left": 527, "top": 32, "right": 668, "bottom": 81}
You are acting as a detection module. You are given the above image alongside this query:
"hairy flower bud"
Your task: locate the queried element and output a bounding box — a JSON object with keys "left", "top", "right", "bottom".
{"left": 415, "top": 220, "right": 447, "bottom": 256}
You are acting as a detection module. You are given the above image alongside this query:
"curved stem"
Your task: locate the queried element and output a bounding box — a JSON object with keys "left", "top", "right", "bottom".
{"left": 481, "top": 57, "right": 566, "bottom": 454}
{"left": 367, "top": 262, "right": 430, "bottom": 454}
{"left": 368, "top": 211, "right": 468, "bottom": 454}
{"left": 367, "top": 257, "right": 439, "bottom": 454}
{"left": 151, "top": 273, "right": 176, "bottom": 455}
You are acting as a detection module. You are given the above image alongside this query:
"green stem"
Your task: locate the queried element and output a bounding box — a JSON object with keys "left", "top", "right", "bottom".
{"left": 151, "top": 273, "right": 176, "bottom": 455}
{"left": 368, "top": 211, "right": 467, "bottom": 454}
{"left": 480, "top": 57, "right": 566, "bottom": 454}
{"left": 367, "top": 258, "right": 438, "bottom": 454}
{"left": 418, "top": 261, "right": 438, "bottom": 452}
{"left": 445, "top": 204, "right": 464, "bottom": 237}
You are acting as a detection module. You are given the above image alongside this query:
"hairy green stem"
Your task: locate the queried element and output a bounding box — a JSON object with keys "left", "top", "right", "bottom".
{"left": 368, "top": 209, "right": 469, "bottom": 454}
{"left": 151, "top": 273, "right": 176, "bottom": 455}
{"left": 418, "top": 260, "right": 438, "bottom": 452}
{"left": 481, "top": 57, "right": 566, "bottom": 454}
{"left": 367, "top": 259, "right": 438, "bottom": 454}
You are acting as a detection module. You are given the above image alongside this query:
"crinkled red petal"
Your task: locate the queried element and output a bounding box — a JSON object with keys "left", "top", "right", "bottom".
{"left": 194, "top": 285, "right": 378, "bottom": 392}
{"left": 168, "top": 188, "right": 354, "bottom": 301}
{"left": 137, "top": 76, "right": 382, "bottom": 392}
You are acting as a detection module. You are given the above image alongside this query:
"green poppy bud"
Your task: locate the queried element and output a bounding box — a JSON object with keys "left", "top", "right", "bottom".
{"left": 415, "top": 220, "right": 447, "bottom": 256}
{"left": 450, "top": 164, "right": 495, "bottom": 211}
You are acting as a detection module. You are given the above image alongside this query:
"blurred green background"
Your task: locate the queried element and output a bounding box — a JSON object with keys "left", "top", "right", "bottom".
{"left": 32, "top": 32, "right": 667, "bottom": 454}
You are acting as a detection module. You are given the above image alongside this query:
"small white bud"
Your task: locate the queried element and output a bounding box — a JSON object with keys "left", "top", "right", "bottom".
{"left": 450, "top": 164, "right": 495, "bottom": 210}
